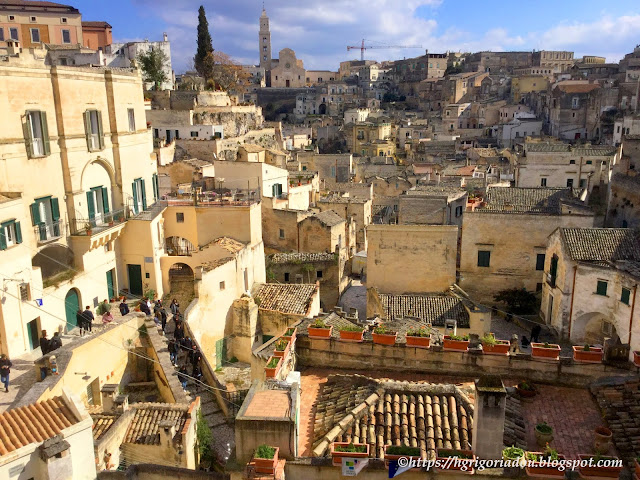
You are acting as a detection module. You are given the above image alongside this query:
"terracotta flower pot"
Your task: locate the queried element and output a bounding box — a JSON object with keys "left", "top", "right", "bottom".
{"left": 264, "top": 356, "right": 282, "bottom": 379}
{"left": 340, "top": 330, "right": 364, "bottom": 342}
{"left": 516, "top": 385, "right": 537, "bottom": 398}
{"left": 594, "top": 426, "right": 613, "bottom": 454}
{"left": 531, "top": 343, "right": 561, "bottom": 360}
{"left": 308, "top": 326, "right": 332, "bottom": 339}
{"left": 573, "top": 346, "right": 603, "bottom": 363}
{"left": 633, "top": 351, "right": 640, "bottom": 367}
{"left": 525, "top": 453, "right": 566, "bottom": 478}
{"left": 443, "top": 336, "right": 469, "bottom": 352}
{"left": 273, "top": 340, "right": 290, "bottom": 359}
{"left": 635, "top": 459, "right": 640, "bottom": 478}
{"left": 435, "top": 448, "right": 475, "bottom": 473}
{"left": 577, "top": 454, "right": 622, "bottom": 478}
{"left": 406, "top": 335, "right": 430, "bottom": 348}
{"left": 372, "top": 332, "right": 397, "bottom": 345}
{"left": 384, "top": 445, "right": 421, "bottom": 469}
{"left": 283, "top": 327, "right": 297, "bottom": 343}
{"left": 331, "top": 442, "right": 369, "bottom": 466}
{"left": 254, "top": 447, "right": 279, "bottom": 474}
{"left": 482, "top": 340, "right": 510, "bottom": 355}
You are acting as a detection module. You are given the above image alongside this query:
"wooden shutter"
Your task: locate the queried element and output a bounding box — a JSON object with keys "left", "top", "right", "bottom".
{"left": 152, "top": 174, "right": 158, "bottom": 200}
{"left": 97, "top": 111, "right": 105, "bottom": 149}
{"left": 30, "top": 201, "right": 41, "bottom": 225}
{"left": 83, "top": 111, "right": 92, "bottom": 150}
{"left": 141, "top": 180, "right": 147, "bottom": 210}
{"left": 132, "top": 181, "right": 138, "bottom": 214}
{"left": 86, "top": 191, "right": 95, "bottom": 220}
{"left": 23, "top": 112, "right": 34, "bottom": 158}
{"left": 14, "top": 221, "right": 22, "bottom": 244}
{"left": 51, "top": 197, "right": 60, "bottom": 221}
{"left": 102, "top": 187, "right": 110, "bottom": 213}
{"left": 0, "top": 224, "right": 6, "bottom": 250}
{"left": 40, "top": 111, "right": 50, "bottom": 156}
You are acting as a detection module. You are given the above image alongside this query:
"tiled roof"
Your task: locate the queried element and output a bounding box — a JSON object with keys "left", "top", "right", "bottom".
{"left": 82, "top": 21, "right": 112, "bottom": 28}
{"left": 243, "top": 390, "right": 291, "bottom": 418}
{"left": 480, "top": 186, "right": 583, "bottom": 214}
{"left": 560, "top": 228, "right": 640, "bottom": 262}
{"left": 526, "top": 143, "right": 617, "bottom": 156}
{"left": 310, "top": 210, "right": 345, "bottom": 227}
{"left": 0, "top": 0, "right": 78, "bottom": 10}
{"left": 93, "top": 413, "right": 119, "bottom": 442}
{"left": 312, "top": 375, "right": 473, "bottom": 459}
{"left": 269, "top": 252, "right": 336, "bottom": 264}
{"left": 201, "top": 256, "right": 234, "bottom": 272}
{"left": 407, "top": 185, "right": 467, "bottom": 197}
{"left": 123, "top": 403, "right": 189, "bottom": 446}
{"left": 378, "top": 293, "right": 470, "bottom": 327}
{"left": 254, "top": 283, "right": 318, "bottom": 315}
{"left": 555, "top": 83, "right": 600, "bottom": 94}
{"left": 0, "top": 396, "right": 79, "bottom": 456}
{"left": 210, "top": 236, "right": 246, "bottom": 253}
{"left": 299, "top": 312, "right": 362, "bottom": 339}
{"left": 319, "top": 195, "right": 368, "bottom": 204}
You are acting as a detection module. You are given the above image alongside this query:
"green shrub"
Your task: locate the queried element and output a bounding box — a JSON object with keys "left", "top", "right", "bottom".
{"left": 447, "top": 334, "right": 469, "bottom": 341}
{"left": 334, "top": 443, "right": 367, "bottom": 453}
{"left": 374, "top": 325, "right": 395, "bottom": 335}
{"left": 438, "top": 449, "right": 473, "bottom": 459}
{"left": 311, "top": 319, "right": 328, "bottom": 328}
{"left": 275, "top": 339, "right": 289, "bottom": 352}
{"left": 406, "top": 326, "right": 430, "bottom": 337}
{"left": 502, "top": 446, "right": 524, "bottom": 459}
{"left": 267, "top": 357, "right": 280, "bottom": 368}
{"left": 535, "top": 422, "right": 553, "bottom": 435}
{"left": 340, "top": 324, "right": 364, "bottom": 333}
{"left": 255, "top": 444, "right": 276, "bottom": 459}
{"left": 481, "top": 334, "right": 497, "bottom": 346}
{"left": 387, "top": 445, "right": 420, "bottom": 456}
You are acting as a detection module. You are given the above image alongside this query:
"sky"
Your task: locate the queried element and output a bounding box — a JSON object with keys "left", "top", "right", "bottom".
{"left": 75, "top": 0, "right": 640, "bottom": 73}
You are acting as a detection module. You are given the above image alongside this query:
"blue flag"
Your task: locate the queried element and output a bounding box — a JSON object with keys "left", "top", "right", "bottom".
{"left": 388, "top": 460, "right": 413, "bottom": 478}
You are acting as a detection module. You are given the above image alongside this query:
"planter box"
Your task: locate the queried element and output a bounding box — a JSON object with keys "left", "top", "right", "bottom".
{"left": 573, "top": 346, "right": 603, "bottom": 363}
{"left": 531, "top": 343, "right": 561, "bottom": 360}
{"left": 308, "top": 326, "right": 332, "bottom": 339}
{"left": 435, "top": 448, "right": 475, "bottom": 473}
{"left": 443, "top": 336, "right": 469, "bottom": 352}
{"left": 406, "top": 335, "right": 430, "bottom": 349}
{"left": 372, "top": 332, "right": 397, "bottom": 345}
{"left": 577, "top": 454, "right": 623, "bottom": 478}
{"left": 482, "top": 340, "right": 510, "bottom": 355}
{"left": 339, "top": 330, "right": 364, "bottom": 342}
{"left": 635, "top": 459, "right": 640, "bottom": 478}
{"left": 384, "top": 445, "right": 421, "bottom": 468}
{"left": 264, "top": 356, "right": 282, "bottom": 379}
{"left": 516, "top": 385, "right": 537, "bottom": 398}
{"left": 525, "top": 453, "right": 566, "bottom": 478}
{"left": 283, "top": 327, "right": 297, "bottom": 343}
{"left": 634, "top": 351, "right": 640, "bottom": 367}
{"left": 273, "top": 340, "right": 291, "bottom": 359}
{"left": 331, "top": 442, "right": 369, "bottom": 466}
{"left": 254, "top": 447, "right": 279, "bottom": 474}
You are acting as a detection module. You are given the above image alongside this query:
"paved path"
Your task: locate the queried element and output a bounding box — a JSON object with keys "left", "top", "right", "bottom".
{"left": 338, "top": 278, "right": 366, "bottom": 320}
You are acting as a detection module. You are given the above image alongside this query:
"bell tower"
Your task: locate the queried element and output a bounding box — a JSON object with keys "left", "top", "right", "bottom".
{"left": 259, "top": 8, "right": 272, "bottom": 71}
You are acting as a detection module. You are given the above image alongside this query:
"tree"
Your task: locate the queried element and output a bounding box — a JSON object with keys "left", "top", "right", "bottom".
{"left": 493, "top": 288, "right": 538, "bottom": 315}
{"left": 194, "top": 5, "right": 214, "bottom": 80}
{"left": 445, "top": 64, "right": 463, "bottom": 75}
{"left": 208, "top": 51, "right": 250, "bottom": 93}
{"left": 137, "top": 47, "right": 168, "bottom": 90}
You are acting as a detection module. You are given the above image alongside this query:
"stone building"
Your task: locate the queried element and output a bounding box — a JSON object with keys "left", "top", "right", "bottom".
{"left": 541, "top": 228, "right": 640, "bottom": 357}
{"left": 548, "top": 82, "right": 604, "bottom": 141}
{"left": 317, "top": 194, "right": 372, "bottom": 252}
{"left": 607, "top": 136, "right": 640, "bottom": 228}
{"left": 81, "top": 20, "right": 112, "bottom": 50}
{"left": 398, "top": 186, "right": 468, "bottom": 227}
{"left": 459, "top": 187, "right": 596, "bottom": 302}
{"left": 531, "top": 50, "right": 575, "bottom": 73}
{"left": 108, "top": 34, "right": 174, "bottom": 90}
{"left": 270, "top": 48, "right": 306, "bottom": 88}
{"left": 350, "top": 119, "right": 395, "bottom": 157}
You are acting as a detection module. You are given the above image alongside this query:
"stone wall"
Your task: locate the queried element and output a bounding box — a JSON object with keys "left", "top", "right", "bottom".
{"left": 175, "top": 139, "right": 217, "bottom": 163}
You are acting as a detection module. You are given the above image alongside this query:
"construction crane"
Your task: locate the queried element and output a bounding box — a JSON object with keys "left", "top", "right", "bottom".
{"left": 347, "top": 39, "right": 422, "bottom": 61}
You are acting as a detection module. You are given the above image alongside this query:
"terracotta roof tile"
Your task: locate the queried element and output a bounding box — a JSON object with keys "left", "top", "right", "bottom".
{"left": 123, "top": 403, "right": 189, "bottom": 446}
{"left": 269, "top": 252, "right": 337, "bottom": 264}
{"left": 254, "top": 283, "right": 318, "bottom": 315}
{"left": 379, "top": 293, "right": 470, "bottom": 327}
{"left": 310, "top": 210, "right": 345, "bottom": 227}
{"left": 244, "top": 391, "right": 291, "bottom": 418}
{"left": 92, "top": 413, "right": 118, "bottom": 442}
{"left": 480, "top": 186, "right": 584, "bottom": 214}
{"left": 560, "top": 228, "right": 640, "bottom": 263}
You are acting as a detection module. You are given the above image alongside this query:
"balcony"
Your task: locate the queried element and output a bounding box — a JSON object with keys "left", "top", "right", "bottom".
{"left": 162, "top": 188, "right": 260, "bottom": 207}
{"left": 71, "top": 208, "right": 128, "bottom": 236}
{"left": 34, "top": 220, "right": 65, "bottom": 244}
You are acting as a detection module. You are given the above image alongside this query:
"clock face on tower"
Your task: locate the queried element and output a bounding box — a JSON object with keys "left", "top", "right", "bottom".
{"left": 285, "top": 62, "right": 291, "bottom": 69}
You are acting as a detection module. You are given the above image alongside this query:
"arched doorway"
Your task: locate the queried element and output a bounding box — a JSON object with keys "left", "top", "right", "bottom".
{"left": 318, "top": 103, "right": 327, "bottom": 115}
{"left": 168, "top": 263, "right": 195, "bottom": 305}
{"left": 65, "top": 288, "right": 81, "bottom": 329}
{"left": 572, "top": 312, "right": 619, "bottom": 345}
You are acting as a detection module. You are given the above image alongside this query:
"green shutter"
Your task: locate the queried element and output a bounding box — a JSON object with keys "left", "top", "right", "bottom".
{"left": 102, "top": 187, "right": 109, "bottom": 214}
{"left": 86, "top": 191, "right": 96, "bottom": 220}
{"left": 30, "top": 202, "right": 41, "bottom": 226}
{"left": 141, "top": 180, "right": 147, "bottom": 210}
{"left": 0, "top": 224, "right": 6, "bottom": 251}
{"left": 23, "top": 112, "right": 34, "bottom": 158}
{"left": 40, "top": 111, "right": 50, "bottom": 156}
{"left": 51, "top": 197, "right": 60, "bottom": 221}
{"left": 14, "top": 221, "right": 22, "bottom": 244}
{"left": 97, "top": 111, "right": 105, "bottom": 149}
{"left": 622, "top": 288, "right": 631, "bottom": 305}
{"left": 84, "top": 111, "right": 92, "bottom": 150}
{"left": 132, "top": 181, "right": 138, "bottom": 214}
{"left": 152, "top": 174, "right": 158, "bottom": 201}
{"left": 596, "top": 281, "right": 608, "bottom": 296}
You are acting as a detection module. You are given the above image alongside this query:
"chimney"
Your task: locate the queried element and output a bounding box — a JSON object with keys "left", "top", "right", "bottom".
{"left": 435, "top": 172, "right": 441, "bottom": 186}
{"left": 158, "top": 419, "right": 176, "bottom": 449}
{"left": 100, "top": 384, "right": 118, "bottom": 412}
{"left": 6, "top": 40, "right": 21, "bottom": 55}
{"left": 114, "top": 394, "right": 129, "bottom": 413}
{"left": 472, "top": 375, "right": 507, "bottom": 459}
{"left": 163, "top": 32, "right": 168, "bottom": 42}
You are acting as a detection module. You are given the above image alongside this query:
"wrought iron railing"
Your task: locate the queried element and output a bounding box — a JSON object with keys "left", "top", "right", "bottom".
{"left": 71, "top": 208, "right": 127, "bottom": 236}
{"left": 33, "top": 220, "right": 65, "bottom": 243}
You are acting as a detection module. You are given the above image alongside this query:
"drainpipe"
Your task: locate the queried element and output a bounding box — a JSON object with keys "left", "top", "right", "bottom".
{"left": 567, "top": 265, "right": 577, "bottom": 341}
{"left": 578, "top": 156, "right": 583, "bottom": 189}
{"left": 628, "top": 284, "right": 638, "bottom": 347}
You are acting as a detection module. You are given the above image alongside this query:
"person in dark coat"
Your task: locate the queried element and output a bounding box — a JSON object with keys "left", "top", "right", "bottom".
{"left": 119, "top": 299, "right": 130, "bottom": 316}
{"left": 82, "top": 306, "right": 94, "bottom": 333}
{"left": 191, "top": 363, "right": 202, "bottom": 392}
{"left": 139, "top": 300, "right": 151, "bottom": 316}
{"left": 170, "top": 299, "right": 179, "bottom": 316}
{"left": 531, "top": 324, "right": 542, "bottom": 343}
{"left": 190, "top": 347, "right": 201, "bottom": 366}
{"left": 178, "top": 365, "right": 188, "bottom": 391}
{"left": 76, "top": 309, "right": 86, "bottom": 336}
{"left": 0, "top": 354, "right": 12, "bottom": 392}
{"left": 173, "top": 323, "right": 184, "bottom": 342}
{"left": 160, "top": 308, "right": 167, "bottom": 332}
{"left": 40, "top": 330, "right": 50, "bottom": 355}
{"left": 168, "top": 339, "right": 178, "bottom": 366}
{"left": 49, "top": 332, "right": 62, "bottom": 352}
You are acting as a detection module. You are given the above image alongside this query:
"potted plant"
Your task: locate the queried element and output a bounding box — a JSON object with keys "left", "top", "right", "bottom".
{"left": 594, "top": 426, "right": 613, "bottom": 454}
{"left": 372, "top": 325, "right": 397, "bottom": 345}
{"left": 443, "top": 334, "right": 470, "bottom": 352}
{"left": 531, "top": 342, "right": 561, "bottom": 360}
{"left": 525, "top": 446, "right": 566, "bottom": 478}
{"left": 283, "top": 327, "right": 297, "bottom": 343}
{"left": 534, "top": 422, "right": 554, "bottom": 447}
{"left": 481, "top": 333, "right": 510, "bottom": 355}
{"left": 273, "top": 338, "right": 290, "bottom": 359}
{"left": 502, "top": 446, "right": 524, "bottom": 463}
{"left": 253, "top": 444, "right": 279, "bottom": 474}
{"left": 339, "top": 324, "right": 364, "bottom": 342}
{"left": 307, "top": 319, "right": 332, "bottom": 339}
{"left": 331, "top": 441, "right": 369, "bottom": 466}
{"left": 406, "top": 326, "right": 431, "bottom": 348}
{"left": 384, "top": 445, "right": 421, "bottom": 468}
{"left": 84, "top": 222, "right": 93, "bottom": 235}
{"left": 577, "top": 454, "right": 623, "bottom": 478}
{"left": 435, "top": 448, "right": 475, "bottom": 473}
{"left": 516, "top": 381, "right": 537, "bottom": 398}
{"left": 264, "top": 356, "right": 281, "bottom": 379}
{"left": 573, "top": 344, "right": 603, "bottom": 363}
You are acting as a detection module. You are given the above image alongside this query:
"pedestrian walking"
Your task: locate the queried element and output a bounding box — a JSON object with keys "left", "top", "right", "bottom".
{"left": 190, "top": 347, "right": 201, "bottom": 366}
{"left": 0, "top": 354, "right": 12, "bottom": 392}
{"left": 178, "top": 365, "right": 188, "bottom": 391}
{"left": 191, "top": 363, "right": 202, "bottom": 392}
{"left": 168, "top": 339, "right": 178, "bottom": 366}
{"left": 40, "top": 330, "right": 50, "bottom": 355}
{"left": 173, "top": 323, "right": 184, "bottom": 342}
{"left": 170, "top": 299, "right": 179, "bottom": 316}
{"left": 160, "top": 308, "right": 167, "bottom": 332}
{"left": 76, "top": 309, "right": 86, "bottom": 336}
{"left": 119, "top": 299, "right": 130, "bottom": 316}
{"left": 82, "top": 306, "right": 94, "bottom": 334}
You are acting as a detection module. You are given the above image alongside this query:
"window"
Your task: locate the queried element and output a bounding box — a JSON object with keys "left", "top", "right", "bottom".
{"left": 30, "top": 28, "right": 40, "bottom": 43}
{"left": 152, "top": 173, "right": 159, "bottom": 201}
{"left": 263, "top": 56, "right": 267, "bottom": 61}
{"left": 569, "top": 160, "right": 576, "bottom": 164}
{"left": 61, "top": 29, "right": 71, "bottom": 44}
{"left": 621, "top": 288, "right": 631, "bottom": 305}
{"left": 30, "top": 16, "right": 37, "bottom": 22}
{"left": 316, "top": 270, "right": 323, "bottom": 279}
{"left": 540, "top": 178, "right": 547, "bottom": 187}
{"left": 477, "top": 250, "right": 491, "bottom": 268}
{"left": 579, "top": 179, "right": 586, "bottom": 188}
{"left": 20, "top": 283, "right": 30, "bottom": 301}
{"left": 331, "top": 166, "right": 336, "bottom": 177}
{"left": 572, "top": 97, "right": 579, "bottom": 108}
{"left": 30, "top": 196, "right": 61, "bottom": 241}
{"left": 8, "top": 15, "right": 15, "bottom": 21}
{"left": 0, "top": 28, "right": 4, "bottom": 42}
{"left": 455, "top": 205, "right": 463, "bottom": 217}
{"left": 279, "top": 228, "right": 285, "bottom": 239}
{"left": 61, "top": 17, "right": 68, "bottom": 23}
{"left": 84, "top": 110, "right": 104, "bottom": 151}
{"left": 190, "top": 131, "right": 198, "bottom": 137}
{"left": 263, "top": 46, "right": 267, "bottom": 52}
{"left": 536, "top": 282, "right": 543, "bottom": 292}
{"left": 586, "top": 160, "right": 592, "bottom": 165}
{"left": 176, "top": 212, "right": 184, "bottom": 223}
{"left": 0, "top": 220, "right": 22, "bottom": 250}
{"left": 127, "top": 108, "right": 135, "bottom": 132}
{"left": 8, "top": 26, "right": 17, "bottom": 39}
{"left": 566, "top": 179, "right": 574, "bottom": 187}
{"left": 86, "top": 186, "right": 110, "bottom": 226}
{"left": 24, "top": 110, "right": 51, "bottom": 157}
{"left": 284, "top": 272, "right": 290, "bottom": 282}
{"left": 219, "top": 281, "right": 226, "bottom": 291}
{"left": 131, "top": 178, "right": 147, "bottom": 214}
{"left": 596, "top": 280, "right": 608, "bottom": 296}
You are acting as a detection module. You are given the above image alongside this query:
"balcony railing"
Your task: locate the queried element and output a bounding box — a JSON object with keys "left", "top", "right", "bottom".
{"left": 34, "top": 220, "right": 65, "bottom": 243}
{"left": 71, "top": 208, "right": 127, "bottom": 236}
{"left": 162, "top": 188, "right": 260, "bottom": 207}
{"left": 165, "top": 244, "right": 196, "bottom": 256}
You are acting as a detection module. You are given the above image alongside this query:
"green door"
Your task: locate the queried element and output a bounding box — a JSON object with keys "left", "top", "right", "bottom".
{"left": 215, "top": 338, "right": 227, "bottom": 368}
{"left": 65, "top": 289, "right": 80, "bottom": 328}
{"left": 27, "top": 319, "right": 39, "bottom": 350}
{"left": 106, "top": 269, "right": 115, "bottom": 300}
{"left": 127, "top": 264, "right": 143, "bottom": 296}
